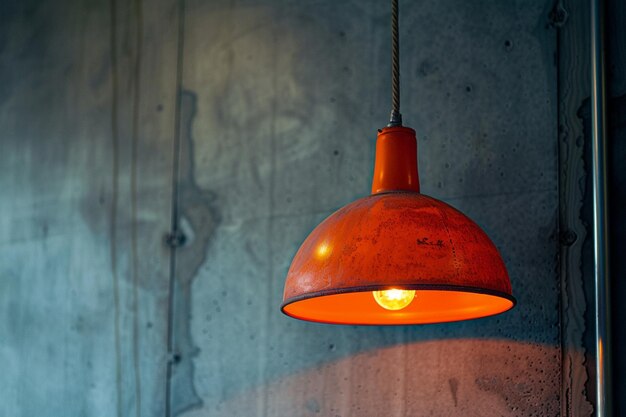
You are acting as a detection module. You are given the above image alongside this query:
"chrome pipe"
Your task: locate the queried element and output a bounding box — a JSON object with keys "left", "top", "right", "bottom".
{"left": 591, "top": 0, "right": 612, "bottom": 415}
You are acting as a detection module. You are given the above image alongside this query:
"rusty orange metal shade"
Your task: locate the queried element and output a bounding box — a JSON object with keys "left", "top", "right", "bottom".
{"left": 281, "top": 126, "right": 515, "bottom": 325}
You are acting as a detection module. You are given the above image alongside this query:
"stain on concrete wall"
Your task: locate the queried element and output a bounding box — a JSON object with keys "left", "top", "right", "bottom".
{"left": 168, "top": 91, "right": 220, "bottom": 414}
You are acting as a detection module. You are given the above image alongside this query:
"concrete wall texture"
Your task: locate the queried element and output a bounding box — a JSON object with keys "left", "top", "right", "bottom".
{"left": 2, "top": 0, "right": 619, "bottom": 416}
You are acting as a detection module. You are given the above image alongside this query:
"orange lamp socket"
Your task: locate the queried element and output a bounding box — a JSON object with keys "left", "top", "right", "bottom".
{"left": 371, "top": 126, "right": 420, "bottom": 194}
{"left": 281, "top": 126, "right": 515, "bottom": 325}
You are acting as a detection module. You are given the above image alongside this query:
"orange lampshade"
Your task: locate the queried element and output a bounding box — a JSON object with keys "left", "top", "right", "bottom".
{"left": 281, "top": 126, "right": 515, "bottom": 324}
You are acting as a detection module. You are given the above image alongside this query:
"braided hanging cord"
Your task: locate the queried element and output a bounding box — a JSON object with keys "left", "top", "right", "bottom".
{"left": 388, "top": 0, "right": 402, "bottom": 127}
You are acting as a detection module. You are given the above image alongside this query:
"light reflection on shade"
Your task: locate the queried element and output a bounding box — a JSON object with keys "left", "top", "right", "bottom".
{"left": 315, "top": 242, "right": 331, "bottom": 259}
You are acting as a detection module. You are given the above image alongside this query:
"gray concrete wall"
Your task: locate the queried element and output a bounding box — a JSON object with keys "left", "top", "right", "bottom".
{"left": 0, "top": 0, "right": 597, "bottom": 416}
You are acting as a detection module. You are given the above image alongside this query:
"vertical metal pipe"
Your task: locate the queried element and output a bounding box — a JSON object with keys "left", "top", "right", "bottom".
{"left": 590, "top": 0, "right": 612, "bottom": 415}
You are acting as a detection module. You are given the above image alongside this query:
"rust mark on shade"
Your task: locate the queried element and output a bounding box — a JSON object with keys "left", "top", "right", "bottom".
{"left": 416, "top": 237, "right": 444, "bottom": 247}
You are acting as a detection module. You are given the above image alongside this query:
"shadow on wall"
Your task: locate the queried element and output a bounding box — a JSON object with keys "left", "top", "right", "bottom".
{"left": 184, "top": 339, "right": 563, "bottom": 416}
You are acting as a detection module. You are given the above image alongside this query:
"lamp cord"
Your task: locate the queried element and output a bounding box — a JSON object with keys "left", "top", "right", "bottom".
{"left": 388, "top": 0, "right": 402, "bottom": 127}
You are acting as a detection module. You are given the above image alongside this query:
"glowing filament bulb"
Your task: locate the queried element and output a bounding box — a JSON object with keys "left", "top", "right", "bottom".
{"left": 373, "top": 289, "right": 416, "bottom": 310}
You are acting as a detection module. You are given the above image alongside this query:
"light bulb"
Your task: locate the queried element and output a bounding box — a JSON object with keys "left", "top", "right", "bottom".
{"left": 373, "top": 289, "right": 416, "bottom": 310}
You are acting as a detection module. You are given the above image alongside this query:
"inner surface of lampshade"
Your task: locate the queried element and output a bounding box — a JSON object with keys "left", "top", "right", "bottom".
{"left": 281, "top": 288, "right": 515, "bottom": 325}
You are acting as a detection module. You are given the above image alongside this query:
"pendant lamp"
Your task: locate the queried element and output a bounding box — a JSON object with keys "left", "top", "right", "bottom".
{"left": 281, "top": 0, "right": 515, "bottom": 325}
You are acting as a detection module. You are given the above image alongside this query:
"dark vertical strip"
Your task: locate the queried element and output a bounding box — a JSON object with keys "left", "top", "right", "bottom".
{"left": 555, "top": 0, "right": 594, "bottom": 414}
{"left": 109, "top": 1, "right": 123, "bottom": 416}
{"left": 552, "top": 1, "right": 566, "bottom": 414}
{"left": 131, "top": 0, "right": 144, "bottom": 415}
{"left": 165, "top": 0, "right": 187, "bottom": 415}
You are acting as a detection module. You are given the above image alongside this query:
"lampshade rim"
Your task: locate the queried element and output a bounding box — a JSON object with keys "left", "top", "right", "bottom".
{"left": 281, "top": 283, "right": 516, "bottom": 325}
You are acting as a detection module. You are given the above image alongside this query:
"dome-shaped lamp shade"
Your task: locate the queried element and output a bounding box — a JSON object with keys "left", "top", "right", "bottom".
{"left": 281, "top": 127, "right": 515, "bottom": 325}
